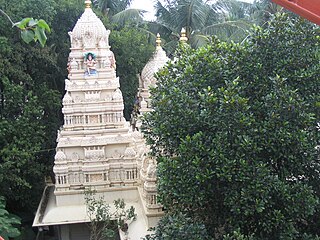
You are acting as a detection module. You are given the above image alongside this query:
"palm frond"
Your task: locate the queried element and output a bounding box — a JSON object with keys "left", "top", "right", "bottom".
{"left": 177, "top": 0, "right": 211, "bottom": 33}
{"left": 163, "top": 39, "right": 178, "bottom": 57}
{"left": 189, "top": 33, "right": 210, "bottom": 48}
{"left": 146, "top": 21, "right": 173, "bottom": 39}
{"left": 213, "top": 0, "right": 255, "bottom": 21}
{"left": 202, "top": 20, "right": 252, "bottom": 41}
{"left": 155, "top": 0, "right": 178, "bottom": 31}
{"left": 93, "top": 0, "right": 133, "bottom": 16}
{"left": 111, "top": 8, "right": 145, "bottom": 26}
{"left": 137, "top": 27, "right": 160, "bottom": 45}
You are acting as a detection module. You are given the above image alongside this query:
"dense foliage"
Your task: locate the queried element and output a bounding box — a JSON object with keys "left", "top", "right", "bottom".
{"left": 0, "top": 197, "right": 21, "bottom": 240}
{"left": 0, "top": 0, "right": 63, "bottom": 213}
{"left": 143, "top": 13, "right": 320, "bottom": 239}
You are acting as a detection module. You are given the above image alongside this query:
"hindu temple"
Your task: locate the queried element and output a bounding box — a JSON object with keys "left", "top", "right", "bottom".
{"left": 33, "top": 1, "right": 168, "bottom": 239}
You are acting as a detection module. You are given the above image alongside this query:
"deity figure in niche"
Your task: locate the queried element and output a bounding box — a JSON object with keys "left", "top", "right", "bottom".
{"left": 84, "top": 52, "right": 97, "bottom": 76}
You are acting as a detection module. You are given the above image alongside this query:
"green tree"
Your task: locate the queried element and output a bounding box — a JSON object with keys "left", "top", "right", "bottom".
{"left": 0, "top": 197, "right": 21, "bottom": 240}
{"left": 0, "top": 0, "right": 62, "bottom": 226}
{"left": 85, "top": 190, "right": 136, "bottom": 240}
{"left": 144, "top": 212, "right": 210, "bottom": 240}
{"left": 143, "top": 13, "right": 320, "bottom": 239}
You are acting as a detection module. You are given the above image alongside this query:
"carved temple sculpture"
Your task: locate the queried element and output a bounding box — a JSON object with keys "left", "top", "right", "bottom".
{"left": 33, "top": 1, "right": 168, "bottom": 239}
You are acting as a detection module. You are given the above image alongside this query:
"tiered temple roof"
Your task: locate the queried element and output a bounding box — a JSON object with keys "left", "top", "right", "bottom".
{"left": 33, "top": 1, "right": 165, "bottom": 238}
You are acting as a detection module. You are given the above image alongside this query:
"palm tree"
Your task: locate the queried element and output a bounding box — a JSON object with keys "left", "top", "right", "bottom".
{"left": 151, "top": 0, "right": 272, "bottom": 53}
{"left": 250, "top": 0, "right": 283, "bottom": 26}
{"left": 154, "top": 0, "right": 215, "bottom": 50}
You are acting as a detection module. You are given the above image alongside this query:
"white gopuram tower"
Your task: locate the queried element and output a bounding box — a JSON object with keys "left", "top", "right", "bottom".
{"left": 138, "top": 33, "right": 169, "bottom": 114}
{"left": 33, "top": 1, "right": 164, "bottom": 239}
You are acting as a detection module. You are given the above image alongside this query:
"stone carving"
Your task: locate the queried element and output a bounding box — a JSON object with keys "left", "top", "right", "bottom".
{"left": 85, "top": 91, "right": 101, "bottom": 101}
{"left": 65, "top": 81, "right": 119, "bottom": 91}
{"left": 58, "top": 135, "right": 132, "bottom": 147}
{"left": 102, "top": 57, "right": 111, "bottom": 69}
{"left": 71, "top": 6, "right": 109, "bottom": 49}
{"left": 55, "top": 149, "right": 67, "bottom": 162}
{"left": 107, "top": 50, "right": 116, "bottom": 69}
{"left": 89, "top": 115, "right": 98, "bottom": 124}
{"left": 98, "top": 30, "right": 110, "bottom": 48}
{"left": 71, "top": 152, "right": 80, "bottom": 161}
{"left": 62, "top": 92, "right": 73, "bottom": 104}
{"left": 74, "top": 96, "right": 81, "bottom": 103}
{"left": 84, "top": 146, "right": 105, "bottom": 160}
{"left": 112, "top": 150, "right": 121, "bottom": 159}
{"left": 98, "top": 37, "right": 105, "bottom": 48}
{"left": 89, "top": 136, "right": 97, "bottom": 144}
{"left": 74, "top": 38, "right": 81, "bottom": 48}
{"left": 65, "top": 79, "right": 71, "bottom": 89}
{"left": 70, "top": 58, "right": 79, "bottom": 70}
{"left": 67, "top": 58, "right": 71, "bottom": 75}
{"left": 68, "top": 31, "right": 82, "bottom": 48}
{"left": 112, "top": 88, "right": 123, "bottom": 101}
{"left": 90, "top": 174, "right": 103, "bottom": 182}
{"left": 147, "top": 160, "right": 156, "bottom": 179}
{"left": 83, "top": 31, "right": 95, "bottom": 48}
{"left": 124, "top": 147, "right": 137, "bottom": 158}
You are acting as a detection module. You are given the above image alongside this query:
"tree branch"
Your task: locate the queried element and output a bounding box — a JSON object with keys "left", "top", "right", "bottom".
{"left": 0, "top": 8, "right": 15, "bottom": 26}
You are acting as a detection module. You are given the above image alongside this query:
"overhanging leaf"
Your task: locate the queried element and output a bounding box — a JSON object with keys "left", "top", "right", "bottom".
{"left": 37, "top": 19, "right": 51, "bottom": 33}
{"left": 34, "top": 27, "right": 47, "bottom": 47}
{"left": 20, "top": 30, "right": 35, "bottom": 44}
{"left": 13, "top": 18, "right": 32, "bottom": 29}
{"left": 28, "top": 18, "right": 37, "bottom": 27}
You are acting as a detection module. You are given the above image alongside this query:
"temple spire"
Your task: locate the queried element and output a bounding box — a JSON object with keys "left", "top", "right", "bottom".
{"left": 85, "top": 0, "right": 92, "bottom": 8}
{"left": 179, "top": 28, "right": 188, "bottom": 42}
{"left": 156, "top": 33, "right": 161, "bottom": 48}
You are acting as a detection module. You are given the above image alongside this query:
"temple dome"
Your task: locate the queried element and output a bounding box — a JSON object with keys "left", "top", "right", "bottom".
{"left": 140, "top": 34, "right": 169, "bottom": 89}
{"left": 70, "top": 1, "right": 110, "bottom": 48}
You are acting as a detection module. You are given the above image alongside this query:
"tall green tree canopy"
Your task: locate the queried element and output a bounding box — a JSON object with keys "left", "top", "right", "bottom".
{"left": 143, "top": 13, "right": 320, "bottom": 239}
{"left": 0, "top": 0, "right": 64, "bottom": 213}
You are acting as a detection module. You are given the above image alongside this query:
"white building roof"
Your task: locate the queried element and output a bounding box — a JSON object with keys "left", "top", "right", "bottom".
{"left": 33, "top": 186, "right": 156, "bottom": 239}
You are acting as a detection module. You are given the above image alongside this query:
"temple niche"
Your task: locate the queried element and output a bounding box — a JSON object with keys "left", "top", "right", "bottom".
{"left": 33, "top": 1, "right": 168, "bottom": 239}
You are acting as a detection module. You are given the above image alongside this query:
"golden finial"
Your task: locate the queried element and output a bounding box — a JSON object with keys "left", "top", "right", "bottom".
{"left": 156, "top": 33, "right": 161, "bottom": 47}
{"left": 85, "top": 0, "right": 92, "bottom": 8}
{"left": 180, "top": 28, "right": 188, "bottom": 42}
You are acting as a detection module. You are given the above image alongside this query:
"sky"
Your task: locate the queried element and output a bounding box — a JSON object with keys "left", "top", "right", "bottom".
{"left": 131, "top": 0, "right": 157, "bottom": 21}
{"left": 130, "top": 0, "right": 255, "bottom": 21}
